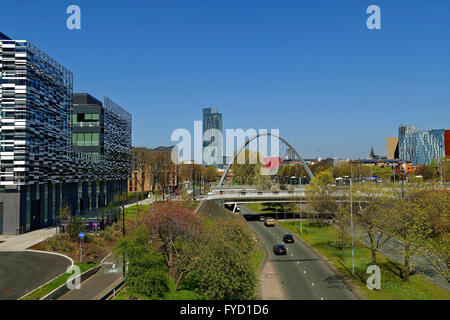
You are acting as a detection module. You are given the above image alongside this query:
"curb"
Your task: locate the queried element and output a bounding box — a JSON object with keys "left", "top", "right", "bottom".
{"left": 94, "top": 277, "right": 125, "bottom": 300}
{"left": 17, "top": 250, "right": 74, "bottom": 300}
{"left": 276, "top": 222, "right": 365, "bottom": 300}
{"left": 41, "top": 265, "right": 101, "bottom": 300}
{"left": 194, "top": 199, "right": 206, "bottom": 215}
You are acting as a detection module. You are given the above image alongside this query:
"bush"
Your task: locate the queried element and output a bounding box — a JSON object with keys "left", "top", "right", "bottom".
{"left": 114, "top": 227, "right": 170, "bottom": 298}
{"left": 184, "top": 221, "right": 257, "bottom": 300}
{"left": 67, "top": 216, "right": 85, "bottom": 241}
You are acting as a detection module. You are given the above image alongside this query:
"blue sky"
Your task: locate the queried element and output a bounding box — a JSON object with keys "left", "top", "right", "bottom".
{"left": 2, "top": 0, "right": 449, "bottom": 159}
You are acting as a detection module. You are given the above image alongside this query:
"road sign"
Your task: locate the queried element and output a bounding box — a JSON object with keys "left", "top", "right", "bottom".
{"left": 79, "top": 232, "right": 85, "bottom": 239}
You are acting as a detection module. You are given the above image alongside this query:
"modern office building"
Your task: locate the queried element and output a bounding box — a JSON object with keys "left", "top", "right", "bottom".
{"left": 0, "top": 33, "right": 131, "bottom": 235}
{"left": 202, "top": 107, "right": 223, "bottom": 167}
{"left": 386, "top": 137, "right": 399, "bottom": 160}
{"left": 398, "top": 126, "right": 450, "bottom": 166}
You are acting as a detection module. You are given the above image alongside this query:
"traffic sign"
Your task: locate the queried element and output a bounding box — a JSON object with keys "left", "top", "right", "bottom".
{"left": 79, "top": 232, "right": 85, "bottom": 239}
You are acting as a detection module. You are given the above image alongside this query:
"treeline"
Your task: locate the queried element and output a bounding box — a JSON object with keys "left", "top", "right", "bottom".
{"left": 307, "top": 170, "right": 450, "bottom": 283}
{"left": 114, "top": 202, "right": 257, "bottom": 299}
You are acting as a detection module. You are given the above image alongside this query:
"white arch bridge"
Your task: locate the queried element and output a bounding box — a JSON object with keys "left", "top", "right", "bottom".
{"left": 217, "top": 132, "right": 315, "bottom": 186}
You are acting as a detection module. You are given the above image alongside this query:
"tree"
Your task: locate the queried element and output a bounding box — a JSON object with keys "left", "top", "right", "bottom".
{"left": 417, "top": 189, "right": 450, "bottom": 283}
{"left": 67, "top": 215, "right": 85, "bottom": 241}
{"left": 203, "top": 166, "right": 218, "bottom": 183}
{"left": 371, "top": 166, "right": 394, "bottom": 182}
{"left": 389, "top": 187, "right": 431, "bottom": 282}
{"left": 59, "top": 203, "right": 71, "bottom": 220}
{"left": 114, "top": 227, "right": 169, "bottom": 297}
{"left": 352, "top": 184, "right": 393, "bottom": 265}
{"left": 143, "top": 202, "right": 202, "bottom": 291}
{"left": 231, "top": 150, "right": 263, "bottom": 185}
{"left": 185, "top": 220, "right": 257, "bottom": 300}
{"left": 306, "top": 169, "right": 336, "bottom": 226}
{"left": 370, "top": 147, "right": 376, "bottom": 159}
{"left": 334, "top": 202, "right": 351, "bottom": 257}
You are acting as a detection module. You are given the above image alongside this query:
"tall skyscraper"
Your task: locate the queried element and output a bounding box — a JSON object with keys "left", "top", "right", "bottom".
{"left": 202, "top": 107, "right": 223, "bottom": 167}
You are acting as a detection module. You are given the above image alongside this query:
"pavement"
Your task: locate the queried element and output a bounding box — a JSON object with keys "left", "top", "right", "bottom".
{"left": 58, "top": 254, "right": 123, "bottom": 300}
{"left": 0, "top": 228, "right": 57, "bottom": 252}
{"left": 259, "top": 260, "right": 286, "bottom": 300}
{"left": 241, "top": 205, "right": 356, "bottom": 300}
{"left": 124, "top": 197, "right": 154, "bottom": 209}
{"left": 0, "top": 251, "right": 72, "bottom": 300}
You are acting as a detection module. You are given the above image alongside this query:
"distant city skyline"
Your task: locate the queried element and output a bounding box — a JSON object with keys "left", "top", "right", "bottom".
{"left": 1, "top": 1, "right": 449, "bottom": 159}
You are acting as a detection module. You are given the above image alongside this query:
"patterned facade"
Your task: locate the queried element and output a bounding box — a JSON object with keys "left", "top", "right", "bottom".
{"left": 0, "top": 34, "right": 131, "bottom": 235}
{"left": 398, "top": 126, "right": 449, "bottom": 166}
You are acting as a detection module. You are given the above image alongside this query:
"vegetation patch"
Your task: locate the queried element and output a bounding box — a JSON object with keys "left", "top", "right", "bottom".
{"left": 279, "top": 221, "right": 450, "bottom": 300}
{"left": 20, "top": 262, "right": 98, "bottom": 300}
{"left": 114, "top": 201, "right": 260, "bottom": 300}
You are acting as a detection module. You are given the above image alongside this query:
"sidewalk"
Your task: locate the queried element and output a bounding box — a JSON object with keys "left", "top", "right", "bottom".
{"left": 58, "top": 254, "right": 123, "bottom": 300}
{"left": 124, "top": 197, "right": 154, "bottom": 209}
{"left": 0, "top": 228, "right": 57, "bottom": 252}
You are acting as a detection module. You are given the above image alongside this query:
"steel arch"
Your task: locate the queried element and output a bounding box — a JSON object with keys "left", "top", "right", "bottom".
{"left": 218, "top": 133, "right": 314, "bottom": 186}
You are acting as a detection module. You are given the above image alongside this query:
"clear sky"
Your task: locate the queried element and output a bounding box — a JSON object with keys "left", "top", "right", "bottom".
{"left": 1, "top": 0, "right": 449, "bottom": 159}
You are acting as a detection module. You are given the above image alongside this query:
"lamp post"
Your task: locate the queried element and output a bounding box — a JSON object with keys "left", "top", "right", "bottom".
{"left": 349, "top": 166, "right": 355, "bottom": 276}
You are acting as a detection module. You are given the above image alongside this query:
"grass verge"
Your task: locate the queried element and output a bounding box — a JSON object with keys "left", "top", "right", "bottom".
{"left": 20, "top": 262, "right": 99, "bottom": 300}
{"left": 112, "top": 278, "right": 203, "bottom": 300}
{"left": 279, "top": 220, "right": 450, "bottom": 300}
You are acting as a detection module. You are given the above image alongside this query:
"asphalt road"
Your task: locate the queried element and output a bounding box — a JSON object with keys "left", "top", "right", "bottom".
{"left": 241, "top": 206, "right": 356, "bottom": 300}
{"left": 58, "top": 254, "right": 122, "bottom": 300}
{"left": 0, "top": 251, "right": 71, "bottom": 300}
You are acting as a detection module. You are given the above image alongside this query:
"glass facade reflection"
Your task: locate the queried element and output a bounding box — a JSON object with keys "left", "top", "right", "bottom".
{"left": 399, "top": 127, "right": 447, "bottom": 165}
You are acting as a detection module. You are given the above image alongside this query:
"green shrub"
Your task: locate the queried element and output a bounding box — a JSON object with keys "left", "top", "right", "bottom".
{"left": 114, "top": 227, "right": 170, "bottom": 298}
{"left": 67, "top": 216, "right": 85, "bottom": 241}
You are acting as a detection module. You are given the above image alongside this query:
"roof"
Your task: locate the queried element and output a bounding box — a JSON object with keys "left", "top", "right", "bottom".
{"left": 0, "top": 32, "right": 11, "bottom": 40}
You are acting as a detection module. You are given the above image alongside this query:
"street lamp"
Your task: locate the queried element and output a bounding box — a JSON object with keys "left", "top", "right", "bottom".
{"left": 348, "top": 166, "right": 355, "bottom": 276}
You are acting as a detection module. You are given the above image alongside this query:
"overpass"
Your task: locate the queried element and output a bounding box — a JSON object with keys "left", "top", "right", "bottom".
{"left": 203, "top": 189, "right": 307, "bottom": 204}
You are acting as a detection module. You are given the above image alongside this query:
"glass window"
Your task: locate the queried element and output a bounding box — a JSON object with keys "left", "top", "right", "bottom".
{"left": 85, "top": 133, "right": 92, "bottom": 146}
{"left": 92, "top": 133, "right": 99, "bottom": 146}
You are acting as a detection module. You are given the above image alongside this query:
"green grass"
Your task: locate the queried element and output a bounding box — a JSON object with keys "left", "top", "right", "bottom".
{"left": 20, "top": 262, "right": 99, "bottom": 300}
{"left": 251, "top": 247, "right": 265, "bottom": 274}
{"left": 123, "top": 205, "right": 151, "bottom": 221}
{"left": 245, "top": 203, "right": 299, "bottom": 215}
{"left": 278, "top": 221, "right": 450, "bottom": 300}
{"left": 113, "top": 278, "right": 203, "bottom": 300}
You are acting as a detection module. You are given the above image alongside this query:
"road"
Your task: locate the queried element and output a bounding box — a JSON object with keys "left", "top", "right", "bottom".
{"left": 58, "top": 254, "right": 122, "bottom": 300}
{"left": 0, "top": 251, "right": 71, "bottom": 300}
{"left": 241, "top": 205, "right": 356, "bottom": 300}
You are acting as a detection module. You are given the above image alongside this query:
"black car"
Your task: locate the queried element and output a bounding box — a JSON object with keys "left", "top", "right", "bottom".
{"left": 273, "top": 244, "right": 287, "bottom": 255}
{"left": 283, "top": 234, "right": 294, "bottom": 244}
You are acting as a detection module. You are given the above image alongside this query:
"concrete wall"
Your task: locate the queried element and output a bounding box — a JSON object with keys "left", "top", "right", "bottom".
{"left": 0, "top": 187, "right": 21, "bottom": 235}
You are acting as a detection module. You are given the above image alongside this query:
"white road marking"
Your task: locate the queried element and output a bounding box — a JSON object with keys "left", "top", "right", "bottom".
{"left": 312, "top": 282, "right": 315, "bottom": 286}
{"left": 297, "top": 262, "right": 300, "bottom": 264}
{"left": 321, "top": 297, "right": 324, "bottom": 300}
{"left": 112, "top": 264, "right": 115, "bottom": 269}
{"left": 304, "top": 271, "right": 307, "bottom": 274}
